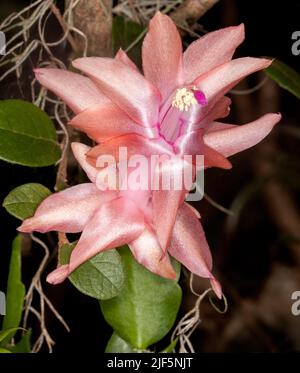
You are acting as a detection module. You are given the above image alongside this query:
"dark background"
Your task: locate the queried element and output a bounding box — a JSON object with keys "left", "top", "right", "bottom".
{"left": 0, "top": 0, "right": 300, "bottom": 352}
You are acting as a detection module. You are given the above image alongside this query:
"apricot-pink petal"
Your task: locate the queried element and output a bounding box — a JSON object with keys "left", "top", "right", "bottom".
{"left": 34, "top": 68, "right": 107, "bottom": 114}
{"left": 194, "top": 96, "right": 232, "bottom": 129}
{"left": 71, "top": 143, "right": 97, "bottom": 182}
{"left": 204, "top": 113, "right": 281, "bottom": 158}
{"left": 120, "top": 190, "right": 152, "bottom": 219}
{"left": 129, "top": 227, "right": 176, "bottom": 279}
{"left": 168, "top": 203, "right": 222, "bottom": 298}
{"left": 86, "top": 134, "right": 172, "bottom": 168}
{"left": 69, "top": 102, "right": 157, "bottom": 142}
{"left": 174, "top": 130, "right": 232, "bottom": 169}
{"left": 173, "top": 129, "right": 205, "bottom": 156}
{"left": 206, "top": 121, "right": 236, "bottom": 133}
{"left": 69, "top": 197, "right": 145, "bottom": 270}
{"left": 142, "top": 11, "right": 182, "bottom": 101}
{"left": 153, "top": 189, "right": 186, "bottom": 253}
{"left": 194, "top": 57, "right": 272, "bottom": 116}
{"left": 152, "top": 157, "right": 192, "bottom": 252}
{"left": 115, "top": 48, "right": 139, "bottom": 71}
{"left": 46, "top": 265, "right": 70, "bottom": 285}
{"left": 203, "top": 144, "right": 232, "bottom": 169}
{"left": 17, "top": 184, "right": 115, "bottom": 234}
{"left": 47, "top": 197, "right": 145, "bottom": 284}
{"left": 183, "top": 24, "right": 245, "bottom": 84}
{"left": 72, "top": 57, "right": 161, "bottom": 127}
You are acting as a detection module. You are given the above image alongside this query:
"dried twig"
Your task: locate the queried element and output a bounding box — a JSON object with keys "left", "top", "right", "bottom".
{"left": 171, "top": 0, "right": 220, "bottom": 26}
{"left": 172, "top": 288, "right": 212, "bottom": 352}
{"left": 172, "top": 273, "right": 227, "bottom": 353}
{"left": 22, "top": 234, "right": 70, "bottom": 352}
{"left": 113, "top": 0, "right": 183, "bottom": 23}
{"left": 49, "top": 2, "right": 78, "bottom": 52}
{"left": 68, "top": 0, "right": 113, "bottom": 56}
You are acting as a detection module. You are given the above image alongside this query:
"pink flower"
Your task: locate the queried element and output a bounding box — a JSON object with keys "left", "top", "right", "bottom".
{"left": 24, "top": 12, "right": 281, "bottom": 298}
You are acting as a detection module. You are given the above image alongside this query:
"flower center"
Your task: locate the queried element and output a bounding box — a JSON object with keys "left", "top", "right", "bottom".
{"left": 171, "top": 87, "right": 207, "bottom": 112}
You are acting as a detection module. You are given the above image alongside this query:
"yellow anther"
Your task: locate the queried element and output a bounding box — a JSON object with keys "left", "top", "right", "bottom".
{"left": 171, "top": 87, "right": 197, "bottom": 112}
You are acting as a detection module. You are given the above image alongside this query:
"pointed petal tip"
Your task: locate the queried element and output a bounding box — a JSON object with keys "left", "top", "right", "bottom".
{"left": 114, "top": 48, "right": 125, "bottom": 60}
{"left": 149, "top": 11, "right": 174, "bottom": 29}
{"left": 234, "top": 56, "right": 273, "bottom": 71}
{"left": 33, "top": 67, "right": 47, "bottom": 75}
{"left": 158, "top": 263, "right": 177, "bottom": 280}
{"left": 159, "top": 255, "right": 177, "bottom": 280}
{"left": 33, "top": 68, "right": 42, "bottom": 74}
{"left": 143, "top": 9, "right": 181, "bottom": 102}
{"left": 46, "top": 265, "right": 70, "bottom": 285}
{"left": 71, "top": 142, "right": 91, "bottom": 164}
{"left": 204, "top": 144, "right": 233, "bottom": 170}
{"left": 167, "top": 268, "right": 177, "bottom": 280}
{"left": 236, "top": 23, "right": 245, "bottom": 43}
{"left": 115, "top": 48, "right": 138, "bottom": 71}
{"left": 16, "top": 222, "right": 25, "bottom": 232}
{"left": 227, "top": 23, "right": 245, "bottom": 40}
{"left": 71, "top": 141, "right": 80, "bottom": 151}
{"left": 265, "top": 112, "right": 282, "bottom": 125}
{"left": 222, "top": 159, "right": 233, "bottom": 170}
{"left": 17, "top": 220, "right": 33, "bottom": 233}
{"left": 185, "top": 203, "right": 201, "bottom": 219}
{"left": 72, "top": 58, "right": 87, "bottom": 71}
{"left": 33, "top": 68, "right": 46, "bottom": 82}
{"left": 71, "top": 141, "right": 90, "bottom": 155}
{"left": 222, "top": 163, "right": 232, "bottom": 170}
{"left": 33, "top": 67, "right": 105, "bottom": 114}
{"left": 153, "top": 10, "right": 165, "bottom": 19}
{"left": 268, "top": 112, "right": 282, "bottom": 126}
{"left": 260, "top": 57, "right": 273, "bottom": 69}
{"left": 156, "top": 256, "right": 177, "bottom": 280}
{"left": 72, "top": 58, "right": 82, "bottom": 68}
{"left": 275, "top": 112, "right": 282, "bottom": 121}
{"left": 210, "top": 276, "right": 222, "bottom": 299}
{"left": 71, "top": 142, "right": 98, "bottom": 182}
{"left": 72, "top": 58, "right": 92, "bottom": 70}
{"left": 237, "top": 22, "right": 245, "bottom": 33}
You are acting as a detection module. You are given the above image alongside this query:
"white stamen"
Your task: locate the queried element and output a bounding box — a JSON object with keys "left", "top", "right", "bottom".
{"left": 171, "top": 87, "right": 197, "bottom": 112}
